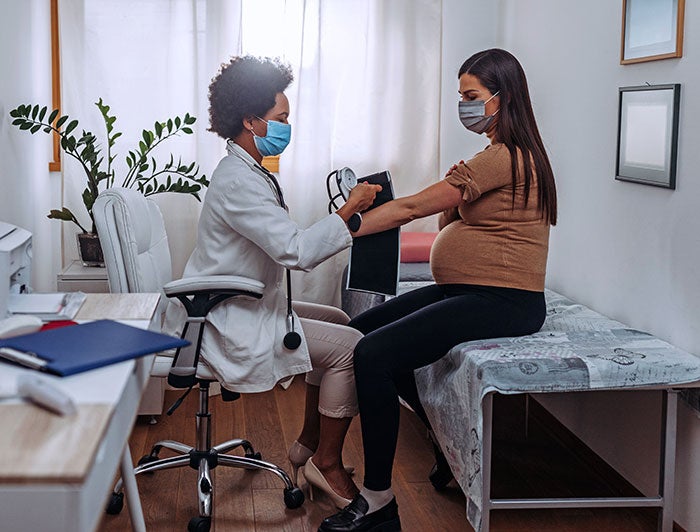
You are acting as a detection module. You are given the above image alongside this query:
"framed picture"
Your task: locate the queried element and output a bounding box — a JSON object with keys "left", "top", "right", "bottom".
{"left": 621, "top": 0, "right": 685, "bottom": 64}
{"left": 616, "top": 84, "right": 680, "bottom": 189}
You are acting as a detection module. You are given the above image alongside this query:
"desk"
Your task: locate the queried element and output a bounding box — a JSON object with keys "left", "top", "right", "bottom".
{"left": 0, "top": 293, "right": 160, "bottom": 532}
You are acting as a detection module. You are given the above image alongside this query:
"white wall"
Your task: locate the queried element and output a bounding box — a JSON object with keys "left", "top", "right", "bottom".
{"left": 0, "top": 0, "right": 62, "bottom": 291}
{"left": 439, "top": 0, "right": 501, "bottom": 174}
{"left": 497, "top": 0, "right": 700, "bottom": 528}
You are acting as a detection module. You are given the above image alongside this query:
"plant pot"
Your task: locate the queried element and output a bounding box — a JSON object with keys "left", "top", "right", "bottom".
{"left": 76, "top": 232, "right": 105, "bottom": 267}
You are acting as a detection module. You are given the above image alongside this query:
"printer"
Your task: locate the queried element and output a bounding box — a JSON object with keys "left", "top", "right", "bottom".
{"left": 0, "top": 221, "right": 32, "bottom": 318}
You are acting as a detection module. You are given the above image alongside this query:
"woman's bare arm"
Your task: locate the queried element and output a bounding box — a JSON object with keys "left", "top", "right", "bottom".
{"left": 352, "top": 180, "right": 463, "bottom": 237}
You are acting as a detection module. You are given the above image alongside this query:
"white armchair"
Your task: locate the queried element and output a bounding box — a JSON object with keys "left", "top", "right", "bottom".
{"left": 93, "top": 187, "right": 303, "bottom": 532}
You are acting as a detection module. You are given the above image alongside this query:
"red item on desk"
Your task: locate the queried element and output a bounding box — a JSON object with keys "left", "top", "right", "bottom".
{"left": 40, "top": 320, "right": 78, "bottom": 331}
{"left": 400, "top": 232, "right": 437, "bottom": 263}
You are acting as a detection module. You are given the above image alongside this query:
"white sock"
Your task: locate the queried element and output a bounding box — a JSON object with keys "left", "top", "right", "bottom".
{"left": 359, "top": 487, "right": 394, "bottom": 514}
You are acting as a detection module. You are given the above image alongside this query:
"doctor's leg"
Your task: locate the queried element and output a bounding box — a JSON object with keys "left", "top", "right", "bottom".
{"left": 297, "top": 318, "right": 362, "bottom": 504}
{"left": 289, "top": 302, "right": 354, "bottom": 480}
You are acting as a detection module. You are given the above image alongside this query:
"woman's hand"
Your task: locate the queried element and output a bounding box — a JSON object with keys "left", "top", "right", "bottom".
{"left": 336, "top": 183, "right": 382, "bottom": 223}
{"left": 445, "top": 160, "right": 465, "bottom": 178}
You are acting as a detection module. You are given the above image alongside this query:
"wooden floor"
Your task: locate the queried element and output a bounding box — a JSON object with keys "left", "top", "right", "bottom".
{"left": 99, "top": 378, "right": 661, "bottom": 531}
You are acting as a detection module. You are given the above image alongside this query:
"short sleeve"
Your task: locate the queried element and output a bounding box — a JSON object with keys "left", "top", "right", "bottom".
{"left": 444, "top": 144, "right": 513, "bottom": 203}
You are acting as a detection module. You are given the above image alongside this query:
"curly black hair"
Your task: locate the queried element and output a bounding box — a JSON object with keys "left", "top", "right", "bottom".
{"left": 208, "top": 56, "right": 294, "bottom": 140}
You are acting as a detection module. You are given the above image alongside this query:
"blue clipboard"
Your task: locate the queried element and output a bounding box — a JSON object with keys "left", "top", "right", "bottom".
{"left": 0, "top": 320, "right": 188, "bottom": 376}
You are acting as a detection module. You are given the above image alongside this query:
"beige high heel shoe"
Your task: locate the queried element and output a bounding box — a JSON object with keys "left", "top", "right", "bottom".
{"left": 303, "top": 457, "right": 354, "bottom": 509}
{"left": 288, "top": 440, "right": 355, "bottom": 486}
{"left": 288, "top": 440, "right": 314, "bottom": 485}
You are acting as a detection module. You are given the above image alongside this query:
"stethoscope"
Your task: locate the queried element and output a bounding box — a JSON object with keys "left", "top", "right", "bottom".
{"left": 326, "top": 167, "right": 362, "bottom": 232}
{"left": 253, "top": 162, "right": 303, "bottom": 351}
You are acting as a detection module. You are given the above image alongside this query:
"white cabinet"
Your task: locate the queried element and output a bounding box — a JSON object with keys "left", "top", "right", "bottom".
{"left": 56, "top": 261, "right": 109, "bottom": 293}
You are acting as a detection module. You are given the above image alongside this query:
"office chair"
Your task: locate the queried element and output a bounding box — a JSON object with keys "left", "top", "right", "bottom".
{"left": 93, "top": 187, "right": 303, "bottom": 532}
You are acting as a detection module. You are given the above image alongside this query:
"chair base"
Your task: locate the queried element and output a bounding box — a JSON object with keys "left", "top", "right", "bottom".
{"left": 106, "top": 382, "right": 304, "bottom": 529}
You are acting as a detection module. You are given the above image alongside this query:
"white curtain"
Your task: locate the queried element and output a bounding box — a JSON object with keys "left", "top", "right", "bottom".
{"left": 59, "top": 0, "right": 442, "bottom": 304}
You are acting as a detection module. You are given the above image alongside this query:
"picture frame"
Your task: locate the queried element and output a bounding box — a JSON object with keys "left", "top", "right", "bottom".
{"left": 621, "top": 0, "right": 685, "bottom": 64}
{"left": 616, "top": 84, "right": 680, "bottom": 189}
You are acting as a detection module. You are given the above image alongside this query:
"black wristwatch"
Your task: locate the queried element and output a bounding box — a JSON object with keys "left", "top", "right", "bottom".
{"left": 348, "top": 213, "right": 362, "bottom": 232}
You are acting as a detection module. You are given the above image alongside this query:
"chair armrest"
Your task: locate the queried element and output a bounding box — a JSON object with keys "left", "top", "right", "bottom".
{"left": 163, "top": 275, "right": 265, "bottom": 299}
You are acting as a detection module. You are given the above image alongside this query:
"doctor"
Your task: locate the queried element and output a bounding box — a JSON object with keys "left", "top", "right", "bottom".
{"left": 173, "top": 55, "right": 380, "bottom": 506}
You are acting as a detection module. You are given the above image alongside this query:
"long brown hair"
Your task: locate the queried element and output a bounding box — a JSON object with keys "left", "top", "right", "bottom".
{"left": 459, "top": 49, "right": 557, "bottom": 225}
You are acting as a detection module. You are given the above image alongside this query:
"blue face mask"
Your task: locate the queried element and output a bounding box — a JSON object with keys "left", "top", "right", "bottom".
{"left": 252, "top": 117, "right": 291, "bottom": 157}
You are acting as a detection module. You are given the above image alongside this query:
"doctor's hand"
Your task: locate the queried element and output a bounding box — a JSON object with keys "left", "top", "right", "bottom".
{"left": 336, "top": 183, "right": 382, "bottom": 223}
{"left": 445, "top": 160, "right": 466, "bottom": 178}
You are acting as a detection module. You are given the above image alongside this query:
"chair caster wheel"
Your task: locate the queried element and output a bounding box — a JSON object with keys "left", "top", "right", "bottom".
{"left": 105, "top": 491, "right": 124, "bottom": 515}
{"left": 187, "top": 516, "right": 211, "bottom": 532}
{"left": 284, "top": 486, "right": 305, "bottom": 509}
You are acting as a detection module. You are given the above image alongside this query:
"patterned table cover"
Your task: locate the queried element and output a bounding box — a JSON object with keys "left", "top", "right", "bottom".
{"left": 415, "top": 289, "right": 700, "bottom": 531}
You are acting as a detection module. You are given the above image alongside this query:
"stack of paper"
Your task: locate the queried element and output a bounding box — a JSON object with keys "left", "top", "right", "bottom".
{"left": 8, "top": 292, "right": 87, "bottom": 321}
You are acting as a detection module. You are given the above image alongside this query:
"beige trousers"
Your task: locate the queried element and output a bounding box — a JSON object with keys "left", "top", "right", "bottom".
{"left": 294, "top": 301, "right": 362, "bottom": 418}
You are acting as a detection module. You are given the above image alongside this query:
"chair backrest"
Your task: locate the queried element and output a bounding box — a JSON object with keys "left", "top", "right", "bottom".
{"left": 93, "top": 187, "right": 173, "bottom": 309}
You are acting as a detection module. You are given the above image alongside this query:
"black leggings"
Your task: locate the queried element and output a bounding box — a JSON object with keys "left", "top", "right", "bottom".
{"left": 349, "top": 283, "right": 546, "bottom": 491}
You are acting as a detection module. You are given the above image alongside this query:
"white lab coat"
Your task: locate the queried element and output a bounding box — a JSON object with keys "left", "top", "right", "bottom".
{"left": 167, "top": 142, "right": 352, "bottom": 392}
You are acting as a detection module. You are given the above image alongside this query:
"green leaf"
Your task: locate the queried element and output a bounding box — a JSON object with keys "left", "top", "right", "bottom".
{"left": 43, "top": 127, "right": 52, "bottom": 133}
{"left": 181, "top": 127, "right": 193, "bottom": 134}
{"left": 11, "top": 118, "right": 24, "bottom": 126}
{"left": 9, "top": 108, "right": 20, "bottom": 118}
{"left": 175, "top": 116, "right": 181, "bottom": 128}
{"left": 82, "top": 188, "right": 96, "bottom": 211}
{"left": 155, "top": 122, "right": 163, "bottom": 137}
{"left": 64, "top": 120, "right": 79, "bottom": 135}
{"left": 167, "top": 119, "right": 173, "bottom": 132}
{"left": 19, "top": 122, "right": 33, "bottom": 130}
{"left": 142, "top": 130, "right": 150, "bottom": 146}
{"left": 48, "top": 109, "right": 59, "bottom": 124}
{"left": 56, "top": 115, "right": 69, "bottom": 128}
{"left": 31, "top": 105, "right": 39, "bottom": 120}
{"left": 48, "top": 208, "right": 75, "bottom": 221}
{"left": 30, "top": 124, "right": 41, "bottom": 134}
{"left": 38, "top": 106, "right": 47, "bottom": 122}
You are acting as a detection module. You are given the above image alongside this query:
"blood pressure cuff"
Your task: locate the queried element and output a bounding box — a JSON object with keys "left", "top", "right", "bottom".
{"left": 346, "top": 171, "right": 399, "bottom": 296}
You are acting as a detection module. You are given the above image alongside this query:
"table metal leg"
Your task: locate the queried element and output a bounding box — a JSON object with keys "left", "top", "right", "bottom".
{"left": 659, "top": 389, "right": 678, "bottom": 532}
{"left": 481, "top": 393, "right": 494, "bottom": 532}
{"left": 120, "top": 444, "right": 146, "bottom": 532}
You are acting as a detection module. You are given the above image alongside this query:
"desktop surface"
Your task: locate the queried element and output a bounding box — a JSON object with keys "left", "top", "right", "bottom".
{"left": 0, "top": 292, "right": 160, "bottom": 532}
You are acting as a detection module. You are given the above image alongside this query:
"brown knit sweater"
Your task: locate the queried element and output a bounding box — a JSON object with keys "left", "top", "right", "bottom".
{"left": 430, "top": 143, "right": 550, "bottom": 292}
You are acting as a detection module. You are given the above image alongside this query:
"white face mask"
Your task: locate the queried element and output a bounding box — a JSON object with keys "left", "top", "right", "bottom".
{"left": 458, "top": 91, "right": 500, "bottom": 134}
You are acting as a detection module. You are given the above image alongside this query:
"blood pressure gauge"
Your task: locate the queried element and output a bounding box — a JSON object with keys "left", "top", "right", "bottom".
{"left": 336, "top": 167, "right": 358, "bottom": 200}
{"left": 327, "top": 167, "right": 362, "bottom": 231}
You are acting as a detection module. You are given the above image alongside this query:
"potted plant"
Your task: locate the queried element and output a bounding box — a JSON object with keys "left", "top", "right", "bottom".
{"left": 9, "top": 99, "right": 210, "bottom": 265}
